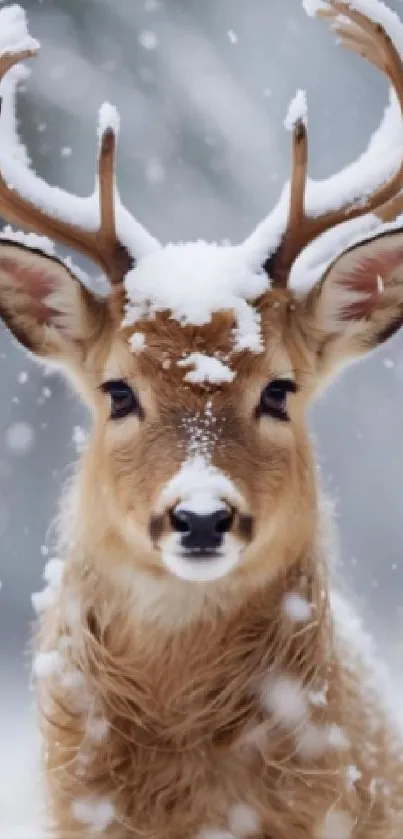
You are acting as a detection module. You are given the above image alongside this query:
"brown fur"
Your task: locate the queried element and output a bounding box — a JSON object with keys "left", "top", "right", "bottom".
{"left": 18, "top": 266, "right": 400, "bottom": 837}
{"left": 1, "top": 123, "right": 403, "bottom": 839}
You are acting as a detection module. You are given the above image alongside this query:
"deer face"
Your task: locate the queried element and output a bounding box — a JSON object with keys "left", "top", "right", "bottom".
{"left": 0, "top": 1, "right": 403, "bottom": 590}
{"left": 2, "top": 230, "right": 403, "bottom": 589}
{"left": 90, "top": 278, "right": 316, "bottom": 585}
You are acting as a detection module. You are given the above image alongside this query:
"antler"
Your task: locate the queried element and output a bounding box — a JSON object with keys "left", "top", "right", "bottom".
{"left": 267, "top": 0, "right": 403, "bottom": 288}
{"left": 0, "top": 47, "right": 133, "bottom": 285}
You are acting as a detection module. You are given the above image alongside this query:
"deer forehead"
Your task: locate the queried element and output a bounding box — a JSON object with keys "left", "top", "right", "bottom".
{"left": 104, "top": 311, "right": 295, "bottom": 398}
{"left": 102, "top": 241, "right": 295, "bottom": 389}
{"left": 122, "top": 241, "right": 269, "bottom": 356}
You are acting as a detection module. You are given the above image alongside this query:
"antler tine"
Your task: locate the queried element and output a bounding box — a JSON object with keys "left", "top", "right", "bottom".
{"left": 96, "top": 123, "right": 133, "bottom": 285}
{"left": 288, "top": 120, "right": 309, "bottom": 243}
{"left": 268, "top": 0, "right": 403, "bottom": 288}
{"left": 264, "top": 118, "right": 309, "bottom": 289}
{"left": 0, "top": 47, "right": 133, "bottom": 285}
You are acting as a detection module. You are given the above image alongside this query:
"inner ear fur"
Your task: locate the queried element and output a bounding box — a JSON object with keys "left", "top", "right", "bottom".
{"left": 304, "top": 229, "right": 403, "bottom": 374}
{"left": 0, "top": 240, "right": 109, "bottom": 364}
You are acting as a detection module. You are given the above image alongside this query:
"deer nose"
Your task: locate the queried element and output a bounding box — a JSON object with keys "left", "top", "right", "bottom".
{"left": 170, "top": 507, "right": 233, "bottom": 554}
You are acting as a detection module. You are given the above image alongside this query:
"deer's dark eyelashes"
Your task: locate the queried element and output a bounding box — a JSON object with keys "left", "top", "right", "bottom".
{"left": 100, "top": 380, "right": 143, "bottom": 421}
{"left": 257, "top": 379, "right": 297, "bottom": 422}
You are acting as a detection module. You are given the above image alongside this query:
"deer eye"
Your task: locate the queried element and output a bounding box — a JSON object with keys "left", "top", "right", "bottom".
{"left": 258, "top": 379, "right": 297, "bottom": 421}
{"left": 100, "top": 380, "right": 141, "bottom": 420}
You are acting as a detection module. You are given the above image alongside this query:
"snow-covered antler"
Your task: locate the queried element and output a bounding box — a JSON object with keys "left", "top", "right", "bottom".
{"left": 0, "top": 52, "right": 131, "bottom": 285}
{"left": 268, "top": 0, "right": 403, "bottom": 288}
{"left": 0, "top": 5, "right": 161, "bottom": 285}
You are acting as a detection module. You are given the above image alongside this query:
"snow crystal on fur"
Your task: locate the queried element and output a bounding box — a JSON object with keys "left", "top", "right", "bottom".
{"left": 282, "top": 592, "right": 312, "bottom": 621}
{"left": 32, "top": 557, "right": 65, "bottom": 614}
{"left": 228, "top": 803, "right": 260, "bottom": 836}
{"left": 178, "top": 352, "right": 235, "bottom": 384}
{"left": 284, "top": 89, "right": 307, "bottom": 131}
{"left": 71, "top": 797, "right": 115, "bottom": 832}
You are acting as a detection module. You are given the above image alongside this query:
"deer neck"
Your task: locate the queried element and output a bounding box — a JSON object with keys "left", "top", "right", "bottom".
{"left": 54, "top": 528, "right": 332, "bottom": 738}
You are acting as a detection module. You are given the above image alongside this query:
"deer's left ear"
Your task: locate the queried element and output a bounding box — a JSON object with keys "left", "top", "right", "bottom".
{"left": 305, "top": 230, "right": 403, "bottom": 376}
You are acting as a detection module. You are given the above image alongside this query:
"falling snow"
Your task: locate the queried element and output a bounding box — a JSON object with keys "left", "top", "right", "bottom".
{"left": 138, "top": 29, "right": 159, "bottom": 50}
{"left": 5, "top": 421, "right": 34, "bottom": 455}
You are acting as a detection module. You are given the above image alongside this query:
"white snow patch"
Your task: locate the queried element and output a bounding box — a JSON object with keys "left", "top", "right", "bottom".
{"left": 63, "top": 593, "right": 82, "bottom": 627}
{"left": 327, "top": 723, "right": 350, "bottom": 750}
{"left": 178, "top": 352, "right": 235, "bottom": 385}
{"left": 262, "top": 674, "right": 308, "bottom": 727}
{"left": 0, "top": 5, "right": 39, "bottom": 57}
{"left": 320, "top": 810, "right": 353, "bottom": 839}
{"left": 284, "top": 89, "right": 307, "bottom": 131}
{"left": 346, "top": 764, "right": 362, "bottom": 789}
{"left": 71, "top": 797, "right": 115, "bottom": 832}
{"left": 331, "top": 591, "right": 403, "bottom": 735}
{"left": 86, "top": 716, "right": 109, "bottom": 742}
{"left": 160, "top": 454, "right": 243, "bottom": 514}
{"left": 123, "top": 241, "right": 268, "bottom": 353}
{"left": 129, "top": 331, "right": 146, "bottom": 353}
{"left": 33, "top": 649, "right": 64, "bottom": 679}
{"left": 228, "top": 803, "right": 260, "bottom": 836}
{"left": 308, "top": 684, "right": 328, "bottom": 707}
{"left": 282, "top": 592, "right": 312, "bottom": 622}
{"left": 97, "top": 102, "right": 120, "bottom": 139}
{"left": 32, "top": 557, "right": 64, "bottom": 613}
{"left": 5, "top": 421, "right": 34, "bottom": 454}
{"left": 43, "top": 557, "right": 64, "bottom": 588}
{"left": 0, "top": 226, "right": 55, "bottom": 255}
{"left": 31, "top": 585, "right": 55, "bottom": 614}
{"left": 296, "top": 721, "right": 351, "bottom": 760}
{"left": 296, "top": 722, "right": 329, "bottom": 759}
{"left": 59, "top": 667, "right": 86, "bottom": 694}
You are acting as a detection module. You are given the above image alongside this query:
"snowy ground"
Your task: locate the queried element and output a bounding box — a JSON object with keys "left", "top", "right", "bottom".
{"left": 0, "top": 691, "right": 44, "bottom": 839}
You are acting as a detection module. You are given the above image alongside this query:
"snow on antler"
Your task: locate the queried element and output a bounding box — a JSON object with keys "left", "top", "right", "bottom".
{"left": 284, "top": 90, "right": 308, "bottom": 132}
{"left": 0, "top": 4, "right": 159, "bottom": 263}
{"left": 243, "top": 0, "right": 403, "bottom": 291}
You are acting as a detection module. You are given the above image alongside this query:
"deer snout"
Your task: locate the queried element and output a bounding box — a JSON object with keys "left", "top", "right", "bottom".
{"left": 170, "top": 506, "right": 234, "bottom": 555}
{"left": 152, "top": 458, "right": 253, "bottom": 581}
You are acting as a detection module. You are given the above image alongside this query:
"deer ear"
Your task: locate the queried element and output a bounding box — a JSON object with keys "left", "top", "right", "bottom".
{"left": 306, "top": 230, "right": 403, "bottom": 376}
{"left": 0, "top": 241, "right": 107, "bottom": 365}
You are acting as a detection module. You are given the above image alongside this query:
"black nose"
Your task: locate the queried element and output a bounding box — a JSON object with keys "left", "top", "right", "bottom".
{"left": 170, "top": 507, "right": 233, "bottom": 554}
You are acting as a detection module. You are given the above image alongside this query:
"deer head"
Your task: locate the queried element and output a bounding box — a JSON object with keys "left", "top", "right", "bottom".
{"left": 1, "top": 1, "right": 403, "bottom": 595}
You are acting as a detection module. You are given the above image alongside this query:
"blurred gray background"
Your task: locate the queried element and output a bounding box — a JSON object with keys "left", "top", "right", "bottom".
{"left": 1, "top": 0, "right": 403, "bottom": 832}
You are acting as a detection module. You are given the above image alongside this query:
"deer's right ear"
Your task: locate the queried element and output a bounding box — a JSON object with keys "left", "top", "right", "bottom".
{"left": 0, "top": 242, "right": 108, "bottom": 365}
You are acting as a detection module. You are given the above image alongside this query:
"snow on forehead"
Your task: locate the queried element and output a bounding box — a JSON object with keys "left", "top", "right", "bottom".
{"left": 123, "top": 241, "right": 268, "bottom": 352}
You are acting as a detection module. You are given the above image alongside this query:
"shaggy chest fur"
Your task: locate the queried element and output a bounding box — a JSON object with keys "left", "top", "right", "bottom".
{"left": 34, "top": 559, "right": 403, "bottom": 839}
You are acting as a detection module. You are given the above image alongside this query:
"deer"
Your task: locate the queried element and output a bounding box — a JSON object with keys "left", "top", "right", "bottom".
{"left": 1, "top": 0, "right": 403, "bottom": 836}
